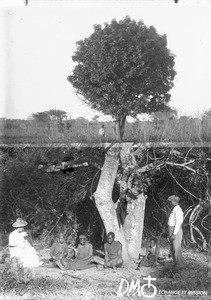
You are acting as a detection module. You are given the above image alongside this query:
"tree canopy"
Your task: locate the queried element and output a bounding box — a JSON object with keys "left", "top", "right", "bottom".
{"left": 31, "top": 109, "right": 67, "bottom": 123}
{"left": 68, "top": 16, "right": 176, "bottom": 126}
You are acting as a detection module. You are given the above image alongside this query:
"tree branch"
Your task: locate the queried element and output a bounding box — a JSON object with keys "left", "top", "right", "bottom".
{"left": 166, "top": 166, "right": 202, "bottom": 201}
{"left": 135, "top": 159, "right": 195, "bottom": 174}
{"left": 165, "top": 160, "right": 196, "bottom": 173}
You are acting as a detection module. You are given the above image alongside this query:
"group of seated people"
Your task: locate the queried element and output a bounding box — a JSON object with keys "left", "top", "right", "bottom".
{"left": 50, "top": 234, "right": 163, "bottom": 270}
{"left": 8, "top": 218, "right": 124, "bottom": 270}
{"left": 49, "top": 231, "right": 123, "bottom": 270}
{"left": 9, "top": 218, "right": 161, "bottom": 271}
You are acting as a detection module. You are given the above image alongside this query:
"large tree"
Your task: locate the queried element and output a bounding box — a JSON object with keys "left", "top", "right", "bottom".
{"left": 67, "top": 17, "right": 176, "bottom": 259}
{"left": 68, "top": 17, "right": 176, "bottom": 140}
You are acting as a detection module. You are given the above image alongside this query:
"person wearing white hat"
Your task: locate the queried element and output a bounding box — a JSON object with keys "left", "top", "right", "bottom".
{"left": 9, "top": 218, "right": 42, "bottom": 268}
{"left": 167, "top": 195, "right": 184, "bottom": 268}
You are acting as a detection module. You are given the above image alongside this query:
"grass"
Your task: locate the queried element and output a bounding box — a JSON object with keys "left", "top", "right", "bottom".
{"left": 1, "top": 116, "right": 211, "bottom": 144}
{"left": 0, "top": 248, "right": 210, "bottom": 300}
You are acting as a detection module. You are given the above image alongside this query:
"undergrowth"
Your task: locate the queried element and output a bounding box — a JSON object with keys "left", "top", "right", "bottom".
{"left": 0, "top": 259, "right": 71, "bottom": 298}
{"left": 154, "top": 260, "right": 210, "bottom": 291}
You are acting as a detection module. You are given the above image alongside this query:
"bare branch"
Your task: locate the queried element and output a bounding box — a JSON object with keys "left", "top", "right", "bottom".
{"left": 183, "top": 206, "right": 195, "bottom": 221}
{"left": 189, "top": 204, "right": 201, "bottom": 225}
{"left": 166, "top": 167, "right": 202, "bottom": 201}
{"left": 201, "top": 216, "right": 211, "bottom": 234}
{"left": 136, "top": 163, "right": 164, "bottom": 174}
{"left": 165, "top": 160, "right": 196, "bottom": 173}
{"left": 135, "top": 159, "right": 196, "bottom": 175}
{"left": 191, "top": 224, "right": 207, "bottom": 251}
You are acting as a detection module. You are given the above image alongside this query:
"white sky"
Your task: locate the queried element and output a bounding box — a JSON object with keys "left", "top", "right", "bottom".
{"left": 0, "top": 0, "right": 211, "bottom": 121}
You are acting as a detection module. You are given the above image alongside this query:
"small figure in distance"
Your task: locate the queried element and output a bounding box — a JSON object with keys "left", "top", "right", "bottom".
{"left": 104, "top": 232, "right": 123, "bottom": 269}
{"left": 99, "top": 124, "right": 106, "bottom": 143}
{"left": 136, "top": 238, "right": 160, "bottom": 269}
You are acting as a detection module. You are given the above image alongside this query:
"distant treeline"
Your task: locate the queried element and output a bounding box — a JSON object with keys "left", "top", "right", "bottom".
{"left": 0, "top": 110, "right": 211, "bottom": 144}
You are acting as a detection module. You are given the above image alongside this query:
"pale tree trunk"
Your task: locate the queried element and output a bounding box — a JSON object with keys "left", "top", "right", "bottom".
{"left": 123, "top": 193, "right": 147, "bottom": 259}
{"left": 94, "top": 132, "right": 147, "bottom": 261}
{"left": 94, "top": 145, "right": 129, "bottom": 260}
{"left": 120, "top": 144, "right": 147, "bottom": 259}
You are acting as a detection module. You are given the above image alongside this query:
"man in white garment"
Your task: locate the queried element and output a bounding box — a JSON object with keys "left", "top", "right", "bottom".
{"left": 167, "top": 195, "right": 184, "bottom": 268}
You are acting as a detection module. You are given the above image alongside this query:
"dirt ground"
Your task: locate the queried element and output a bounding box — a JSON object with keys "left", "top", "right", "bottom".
{"left": 0, "top": 247, "right": 210, "bottom": 300}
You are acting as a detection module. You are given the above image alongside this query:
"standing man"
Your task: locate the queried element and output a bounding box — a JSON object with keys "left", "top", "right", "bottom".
{"left": 167, "top": 195, "right": 184, "bottom": 268}
{"left": 104, "top": 232, "right": 123, "bottom": 269}
{"left": 99, "top": 124, "right": 106, "bottom": 143}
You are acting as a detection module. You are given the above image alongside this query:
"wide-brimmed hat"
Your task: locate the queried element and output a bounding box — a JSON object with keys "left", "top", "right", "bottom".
{"left": 79, "top": 234, "right": 87, "bottom": 240}
{"left": 12, "top": 218, "right": 28, "bottom": 228}
{"left": 167, "top": 195, "right": 180, "bottom": 203}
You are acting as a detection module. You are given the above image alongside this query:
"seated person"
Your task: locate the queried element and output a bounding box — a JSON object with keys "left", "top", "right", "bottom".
{"left": 50, "top": 233, "right": 68, "bottom": 267}
{"left": 136, "top": 238, "right": 160, "bottom": 269}
{"left": 104, "top": 232, "right": 123, "bottom": 269}
{"left": 58, "top": 234, "right": 95, "bottom": 270}
{"left": 9, "top": 218, "right": 42, "bottom": 268}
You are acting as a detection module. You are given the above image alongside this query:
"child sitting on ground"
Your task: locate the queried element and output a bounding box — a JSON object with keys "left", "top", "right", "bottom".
{"left": 50, "top": 233, "right": 69, "bottom": 267}
{"left": 136, "top": 238, "right": 160, "bottom": 269}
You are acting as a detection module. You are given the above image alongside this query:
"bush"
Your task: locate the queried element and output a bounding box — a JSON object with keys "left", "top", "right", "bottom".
{"left": 0, "top": 147, "right": 103, "bottom": 247}
{"left": 0, "top": 257, "right": 32, "bottom": 293}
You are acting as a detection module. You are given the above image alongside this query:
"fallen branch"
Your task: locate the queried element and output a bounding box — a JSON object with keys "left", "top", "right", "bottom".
{"left": 46, "top": 162, "right": 89, "bottom": 173}
{"left": 62, "top": 273, "right": 83, "bottom": 280}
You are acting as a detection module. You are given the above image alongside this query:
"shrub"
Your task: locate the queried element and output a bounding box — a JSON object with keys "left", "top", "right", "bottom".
{"left": 0, "top": 257, "right": 32, "bottom": 293}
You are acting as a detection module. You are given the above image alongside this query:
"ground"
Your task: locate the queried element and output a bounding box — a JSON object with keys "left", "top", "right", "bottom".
{"left": 0, "top": 247, "right": 210, "bottom": 300}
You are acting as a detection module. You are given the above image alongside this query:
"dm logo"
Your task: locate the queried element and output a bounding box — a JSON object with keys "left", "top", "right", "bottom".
{"left": 117, "top": 276, "right": 157, "bottom": 298}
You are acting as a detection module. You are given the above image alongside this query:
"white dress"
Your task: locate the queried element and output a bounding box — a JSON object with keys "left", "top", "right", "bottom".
{"left": 9, "top": 229, "right": 42, "bottom": 268}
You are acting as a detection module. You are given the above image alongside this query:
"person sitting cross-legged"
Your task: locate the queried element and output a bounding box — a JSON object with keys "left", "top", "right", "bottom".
{"left": 50, "top": 233, "right": 68, "bottom": 268}
{"left": 136, "top": 238, "right": 160, "bottom": 269}
{"left": 104, "top": 232, "right": 123, "bottom": 269}
{"left": 58, "top": 235, "right": 95, "bottom": 270}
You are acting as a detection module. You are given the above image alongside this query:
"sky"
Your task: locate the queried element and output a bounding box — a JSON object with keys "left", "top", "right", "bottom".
{"left": 0, "top": 0, "right": 211, "bottom": 121}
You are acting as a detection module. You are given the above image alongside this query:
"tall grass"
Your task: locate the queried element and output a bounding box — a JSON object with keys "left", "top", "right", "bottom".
{"left": 1, "top": 115, "right": 211, "bottom": 144}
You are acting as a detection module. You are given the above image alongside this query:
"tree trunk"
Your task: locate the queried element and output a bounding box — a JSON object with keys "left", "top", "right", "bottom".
{"left": 116, "top": 116, "right": 126, "bottom": 141}
{"left": 94, "top": 143, "right": 147, "bottom": 261}
{"left": 94, "top": 145, "right": 129, "bottom": 260}
{"left": 120, "top": 145, "right": 147, "bottom": 260}
{"left": 123, "top": 193, "right": 147, "bottom": 259}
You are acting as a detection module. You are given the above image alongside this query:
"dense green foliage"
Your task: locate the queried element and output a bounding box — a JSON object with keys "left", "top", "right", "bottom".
{"left": 68, "top": 17, "right": 176, "bottom": 121}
